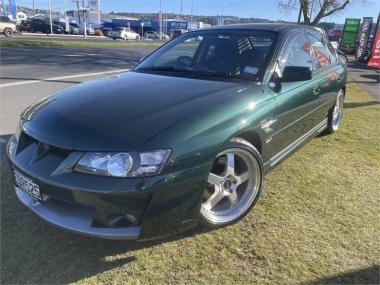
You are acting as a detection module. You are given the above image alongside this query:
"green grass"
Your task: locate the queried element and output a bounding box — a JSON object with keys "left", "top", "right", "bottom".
{"left": 1, "top": 81, "right": 379, "bottom": 284}
{"left": 0, "top": 39, "right": 163, "bottom": 47}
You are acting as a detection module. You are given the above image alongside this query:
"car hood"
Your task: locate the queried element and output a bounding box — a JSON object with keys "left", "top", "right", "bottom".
{"left": 22, "top": 71, "right": 258, "bottom": 151}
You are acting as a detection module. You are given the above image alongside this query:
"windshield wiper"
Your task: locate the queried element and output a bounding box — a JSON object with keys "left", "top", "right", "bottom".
{"left": 136, "top": 66, "right": 258, "bottom": 81}
{"left": 191, "top": 70, "right": 258, "bottom": 81}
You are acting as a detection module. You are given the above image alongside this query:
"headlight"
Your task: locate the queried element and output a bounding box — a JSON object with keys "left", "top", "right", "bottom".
{"left": 75, "top": 150, "right": 171, "bottom": 177}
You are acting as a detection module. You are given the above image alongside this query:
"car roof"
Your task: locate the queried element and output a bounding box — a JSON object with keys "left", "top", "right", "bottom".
{"left": 200, "top": 23, "right": 316, "bottom": 35}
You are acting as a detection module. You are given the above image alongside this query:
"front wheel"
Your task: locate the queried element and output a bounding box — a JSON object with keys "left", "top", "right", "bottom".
{"left": 325, "top": 89, "right": 345, "bottom": 134}
{"left": 200, "top": 138, "right": 264, "bottom": 228}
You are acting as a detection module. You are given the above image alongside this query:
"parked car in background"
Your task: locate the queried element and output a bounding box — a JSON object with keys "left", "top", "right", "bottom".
{"left": 145, "top": 30, "right": 160, "bottom": 39}
{"left": 111, "top": 27, "right": 140, "bottom": 40}
{"left": 17, "top": 19, "right": 31, "bottom": 32}
{"left": 69, "top": 22, "right": 80, "bottom": 35}
{"left": 29, "top": 18, "right": 63, "bottom": 34}
{"left": 79, "top": 23, "right": 95, "bottom": 35}
{"left": 170, "top": 28, "right": 188, "bottom": 39}
{"left": 99, "top": 27, "right": 112, "bottom": 37}
{"left": 145, "top": 31, "right": 170, "bottom": 40}
{"left": 0, "top": 16, "right": 17, "bottom": 37}
{"left": 7, "top": 24, "right": 347, "bottom": 240}
{"left": 16, "top": 12, "right": 27, "bottom": 24}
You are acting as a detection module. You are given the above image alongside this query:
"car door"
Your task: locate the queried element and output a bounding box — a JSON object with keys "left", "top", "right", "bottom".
{"left": 306, "top": 30, "right": 344, "bottom": 120}
{"left": 270, "top": 30, "right": 321, "bottom": 156}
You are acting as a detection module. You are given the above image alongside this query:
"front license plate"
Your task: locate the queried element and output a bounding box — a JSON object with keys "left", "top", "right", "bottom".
{"left": 13, "top": 170, "right": 42, "bottom": 201}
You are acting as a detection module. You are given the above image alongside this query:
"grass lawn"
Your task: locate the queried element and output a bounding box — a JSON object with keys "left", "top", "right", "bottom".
{"left": 0, "top": 38, "right": 163, "bottom": 48}
{"left": 1, "top": 81, "right": 379, "bottom": 284}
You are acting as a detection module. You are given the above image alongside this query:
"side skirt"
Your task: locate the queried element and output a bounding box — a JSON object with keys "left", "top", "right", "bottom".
{"left": 263, "top": 118, "right": 328, "bottom": 172}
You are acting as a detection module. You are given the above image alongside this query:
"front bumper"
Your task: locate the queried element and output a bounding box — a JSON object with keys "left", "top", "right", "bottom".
{"left": 15, "top": 186, "right": 140, "bottom": 239}
{"left": 7, "top": 133, "right": 210, "bottom": 240}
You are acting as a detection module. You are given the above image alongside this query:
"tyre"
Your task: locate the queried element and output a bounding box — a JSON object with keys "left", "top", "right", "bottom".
{"left": 200, "top": 138, "right": 264, "bottom": 228}
{"left": 112, "top": 38, "right": 116, "bottom": 40}
{"left": 325, "top": 89, "right": 344, "bottom": 134}
{"left": 4, "top": 28, "right": 12, "bottom": 37}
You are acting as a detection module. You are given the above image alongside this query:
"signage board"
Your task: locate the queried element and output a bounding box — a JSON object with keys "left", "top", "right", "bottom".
{"left": 368, "top": 16, "right": 380, "bottom": 68}
{"left": 356, "top": 17, "right": 373, "bottom": 60}
{"left": 339, "top": 18, "right": 361, "bottom": 50}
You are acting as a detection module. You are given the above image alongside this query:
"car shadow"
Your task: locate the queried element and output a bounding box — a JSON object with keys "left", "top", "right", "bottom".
{"left": 0, "top": 149, "right": 211, "bottom": 284}
{"left": 344, "top": 101, "right": 380, "bottom": 109}
{"left": 302, "top": 265, "right": 380, "bottom": 285}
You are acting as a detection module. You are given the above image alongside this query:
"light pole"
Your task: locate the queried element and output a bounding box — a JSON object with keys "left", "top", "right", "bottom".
{"left": 48, "top": 0, "right": 53, "bottom": 34}
{"left": 1, "top": 0, "right": 6, "bottom": 16}
{"left": 219, "top": 2, "right": 233, "bottom": 26}
{"left": 159, "top": 0, "right": 162, "bottom": 39}
{"left": 32, "top": 0, "right": 35, "bottom": 16}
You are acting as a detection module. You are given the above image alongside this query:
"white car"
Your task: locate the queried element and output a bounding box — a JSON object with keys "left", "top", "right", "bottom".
{"left": 79, "top": 23, "right": 95, "bottom": 35}
{"left": 111, "top": 27, "right": 140, "bottom": 40}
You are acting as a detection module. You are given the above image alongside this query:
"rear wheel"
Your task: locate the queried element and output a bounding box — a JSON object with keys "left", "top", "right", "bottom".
{"left": 4, "top": 28, "right": 12, "bottom": 37}
{"left": 325, "top": 89, "right": 344, "bottom": 134}
{"left": 200, "top": 138, "right": 264, "bottom": 228}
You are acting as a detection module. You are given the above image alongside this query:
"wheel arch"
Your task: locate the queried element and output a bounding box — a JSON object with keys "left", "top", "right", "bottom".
{"left": 232, "top": 130, "right": 263, "bottom": 154}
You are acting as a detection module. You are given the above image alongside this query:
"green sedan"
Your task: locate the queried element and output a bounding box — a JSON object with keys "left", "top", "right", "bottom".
{"left": 7, "top": 24, "right": 346, "bottom": 240}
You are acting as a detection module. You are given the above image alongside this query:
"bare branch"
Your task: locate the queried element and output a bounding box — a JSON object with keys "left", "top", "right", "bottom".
{"left": 275, "top": 0, "right": 368, "bottom": 25}
{"left": 312, "top": 0, "right": 350, "bottom": 25}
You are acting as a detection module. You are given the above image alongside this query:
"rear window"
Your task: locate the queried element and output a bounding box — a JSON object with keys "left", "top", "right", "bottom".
{"left": 0, "top": 16, "right": 11, "bottom": 23}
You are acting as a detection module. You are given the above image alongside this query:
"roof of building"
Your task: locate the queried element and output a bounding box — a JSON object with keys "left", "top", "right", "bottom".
{"left": 201, "top": 23, "right": 314, "bottom": 34}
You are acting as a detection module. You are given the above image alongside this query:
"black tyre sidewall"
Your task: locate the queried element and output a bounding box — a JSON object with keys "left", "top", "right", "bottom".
{"left": 200, "top": 138, "right": 264, "bottom": 229}
{"left": 4, "top": 28, "right": 12, "bottom": 37}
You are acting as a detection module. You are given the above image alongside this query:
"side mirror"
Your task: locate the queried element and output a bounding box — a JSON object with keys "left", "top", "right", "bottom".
{"left": 281, "top": 66, "right": 312, "bottom": 83}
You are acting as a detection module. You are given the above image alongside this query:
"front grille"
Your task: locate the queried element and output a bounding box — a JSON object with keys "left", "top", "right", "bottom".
{"left": 16, "top": 131, "right": 71, "bottom": 161}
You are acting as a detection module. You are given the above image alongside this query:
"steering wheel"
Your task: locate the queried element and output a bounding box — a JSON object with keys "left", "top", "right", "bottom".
{"left": 177, "top": 56, "right": 193, "bottom": 67}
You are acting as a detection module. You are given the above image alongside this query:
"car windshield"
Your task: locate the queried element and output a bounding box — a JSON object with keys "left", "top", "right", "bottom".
{"left": 135, "top": 30, "right": 277, "bottom": 81}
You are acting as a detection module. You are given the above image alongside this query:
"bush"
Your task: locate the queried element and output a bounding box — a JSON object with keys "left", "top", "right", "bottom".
{"left": 95, "top": 30, "right": 104, "bottom": 37}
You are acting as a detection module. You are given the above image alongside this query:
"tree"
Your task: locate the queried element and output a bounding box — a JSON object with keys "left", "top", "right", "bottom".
{"left": 276, "top": 0, "right": 368, "bottom": 25}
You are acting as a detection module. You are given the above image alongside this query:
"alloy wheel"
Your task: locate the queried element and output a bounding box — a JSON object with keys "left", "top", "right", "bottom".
{"left": 201, "top": 148, "right": 261, "bottom": 224}
{"left": 332, "top": 90, "right": 344, "bottom": 131}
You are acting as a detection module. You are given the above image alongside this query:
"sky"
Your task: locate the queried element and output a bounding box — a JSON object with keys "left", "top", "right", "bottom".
{"left": 15, "top": 0, "right": 380, "bottom": 24}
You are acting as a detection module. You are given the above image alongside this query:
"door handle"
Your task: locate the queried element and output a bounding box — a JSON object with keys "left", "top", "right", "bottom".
{"left": 313, "top": 87, "right": 320, "bottom": 96}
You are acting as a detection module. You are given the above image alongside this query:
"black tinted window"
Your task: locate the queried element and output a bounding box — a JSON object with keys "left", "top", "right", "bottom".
{"left": 277, "top": 31, "right": 313, "bottom": 76}
{"left": 0, "top": 16, "right": 11, "bottom": 23}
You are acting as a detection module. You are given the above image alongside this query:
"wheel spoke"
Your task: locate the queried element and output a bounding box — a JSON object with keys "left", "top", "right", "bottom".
{"left": 228, "top": 191, "right": 238, "bottom": 207}
{"left": 207, "top": 173, "right": 223, "bottom": 186}
{"left": 236, "top": 171, "right": 250, "bottom": 185}
{"left": 225, "top": 153, "right": 235, "bottom": 176}
{"left": 203, "top": 188, "right": 224, "bottom": 210}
